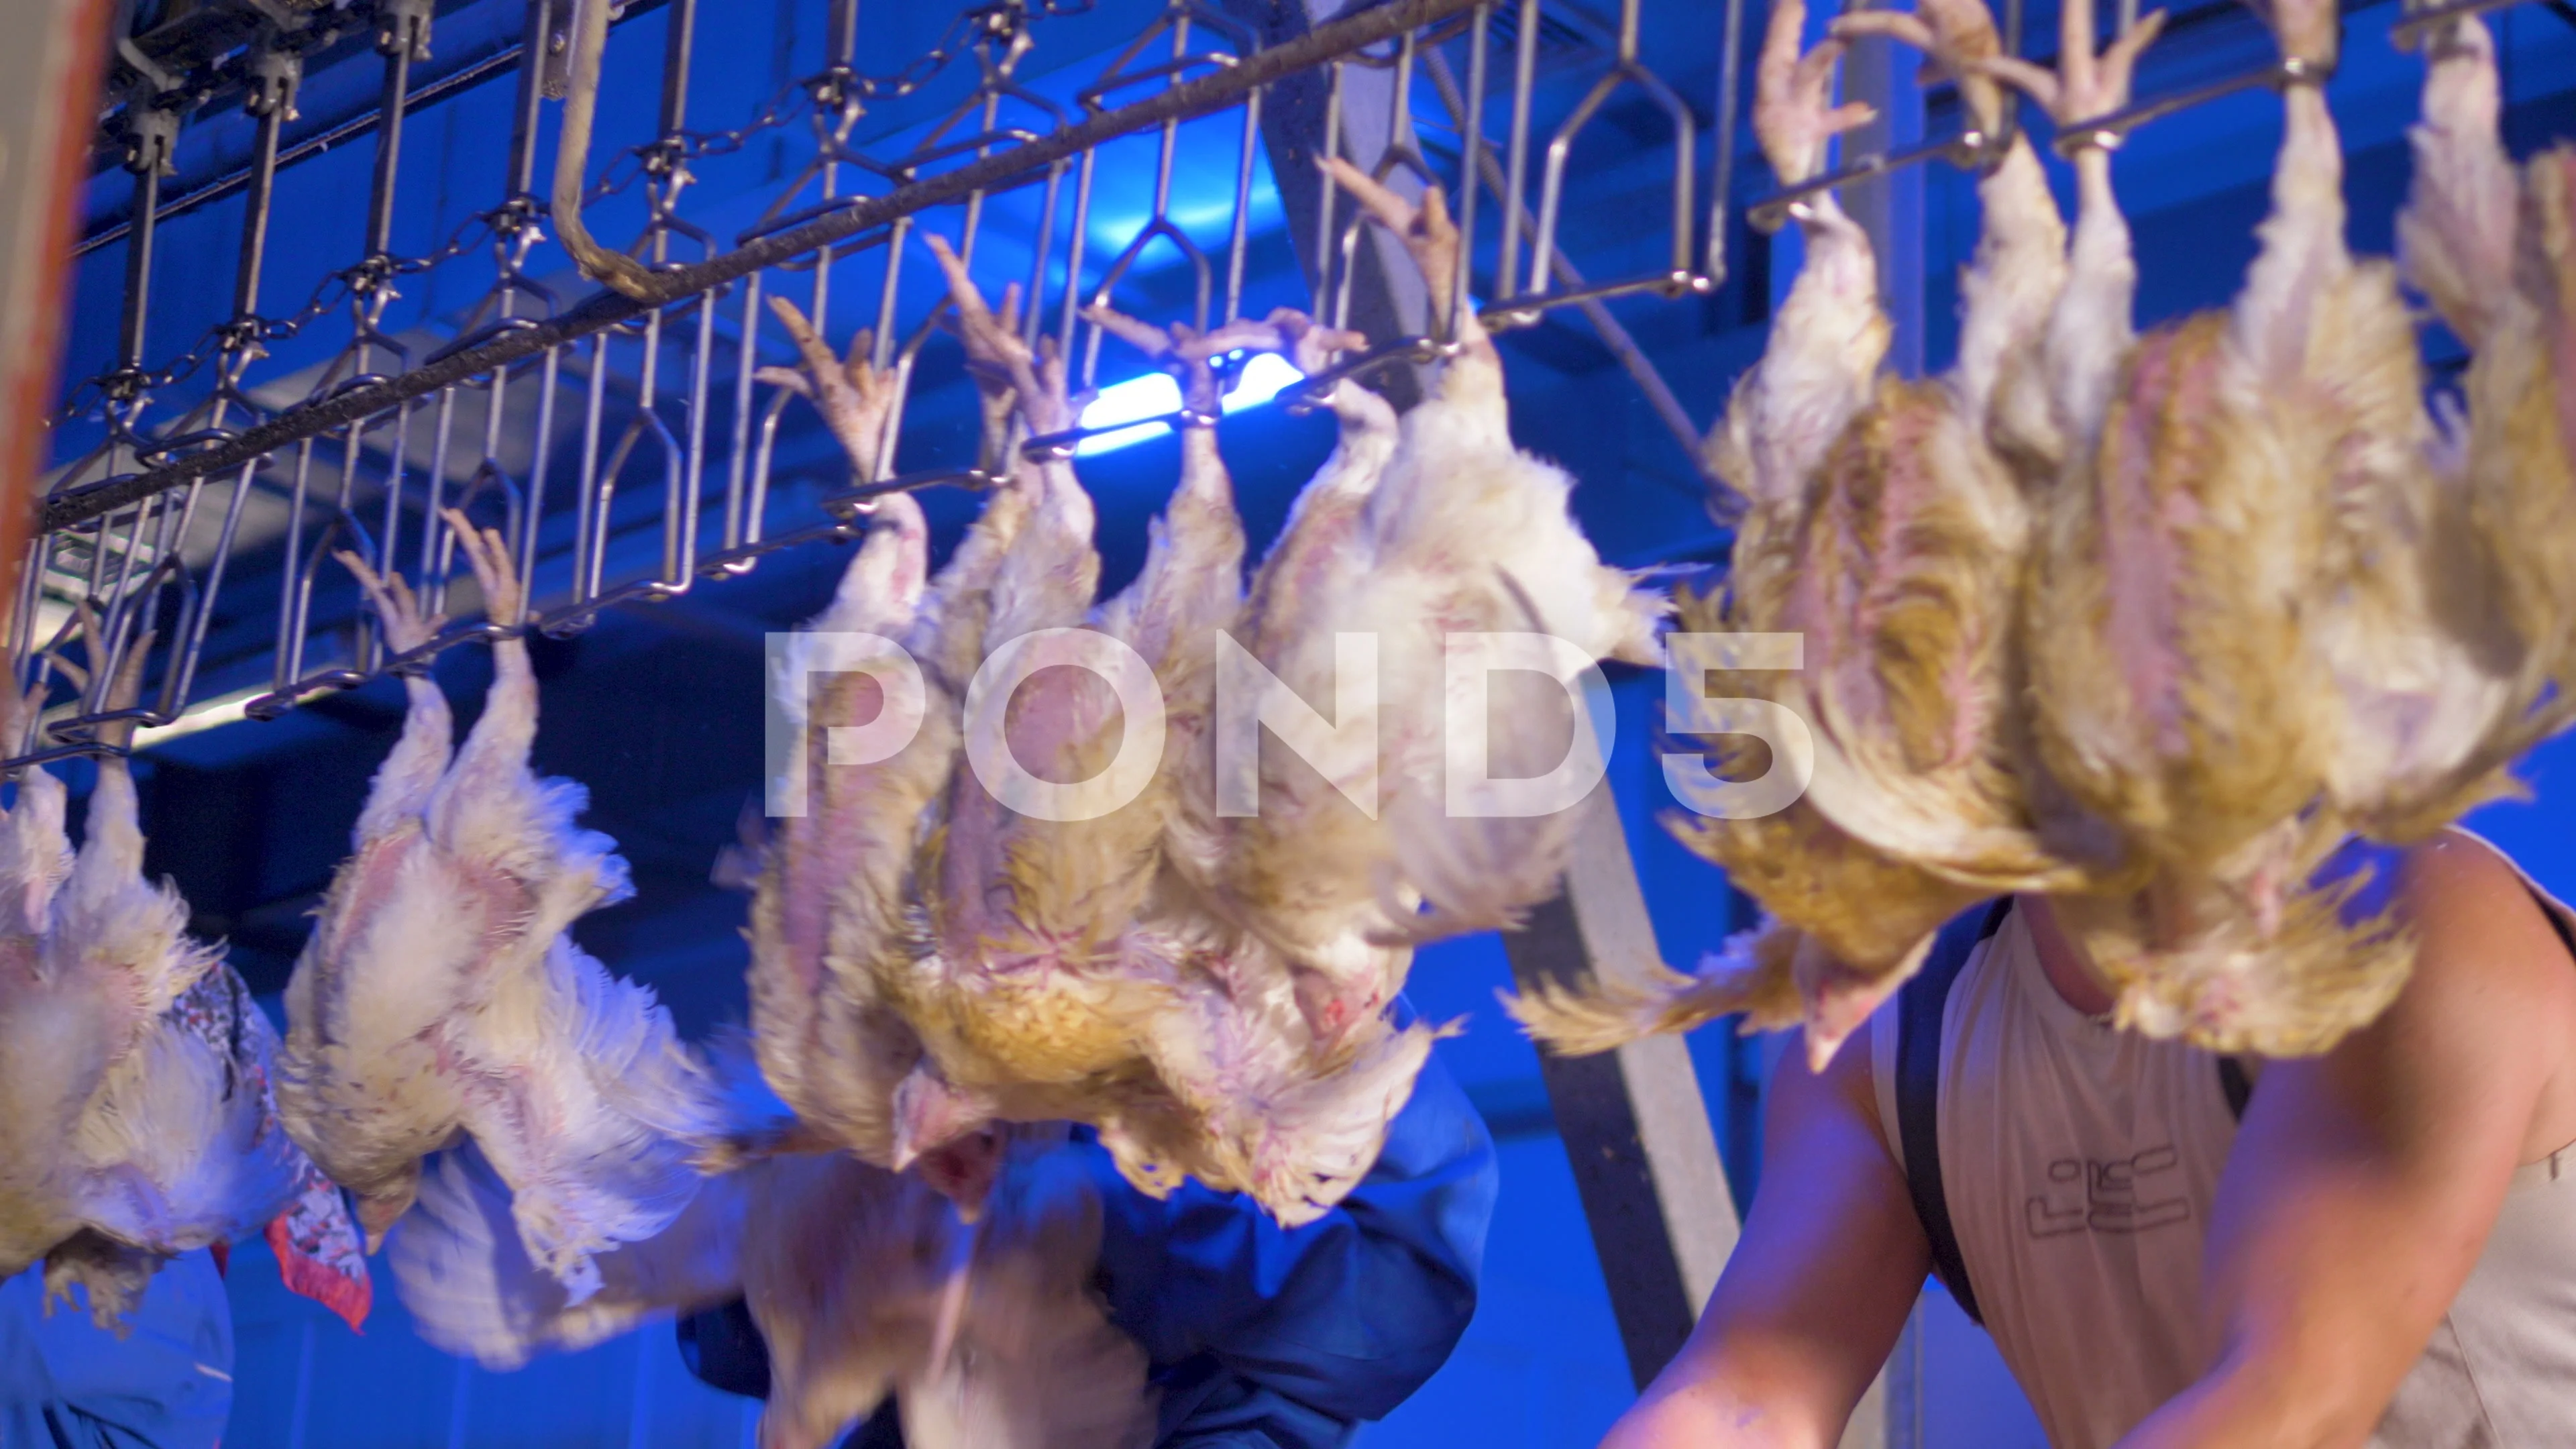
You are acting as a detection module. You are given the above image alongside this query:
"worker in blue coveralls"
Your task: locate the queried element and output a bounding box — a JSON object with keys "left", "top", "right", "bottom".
{"left": 0, "top": 1249, "right": 234, "bottom": 1449}
{"left": 680, "top": 1049, "right": 1499, "bottom": 1448}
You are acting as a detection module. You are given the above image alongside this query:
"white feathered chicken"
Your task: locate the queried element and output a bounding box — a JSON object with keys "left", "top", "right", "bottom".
{"left": 0, "top": 680, "right": 93, "bottom": 1289}
{"left": 817, "top": 239, "right": 1442, "bottom": 1227}
{"left": 1308, "top": 158, "right": 1668, "bottom": 968}
{"left": 736, "top": 294, "right": 952, "bottom": 1175}
{"left": 390, "top": 1128, "right": 1152, "bottom": 1449}
{"left": 0, "top": 634, "right": 324, "bottom": 1327}
{"left": 2369, "top": 15, "right": 2576, "bottom": 833}
{"left": 278, "top": 515, "right": 718, "bottom": 1299}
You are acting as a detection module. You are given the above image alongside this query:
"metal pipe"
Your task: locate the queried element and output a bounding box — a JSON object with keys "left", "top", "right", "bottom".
{"left": 117, "top": 163, "right": 161, "bottom": 374}
{"left": 233, "top": 46, "right": 301, "bottom": 328}
{"left": 368, "top": 0, "right": 434, "bottom": 263}
{"left": 660, "top": 0, "right": 696, "bottom": 137}
{"left": 507, "top": 0, "right": 556, "bottom": 198}
{"left": 1496, "top": 0, "right": 1540, "bottom": 302}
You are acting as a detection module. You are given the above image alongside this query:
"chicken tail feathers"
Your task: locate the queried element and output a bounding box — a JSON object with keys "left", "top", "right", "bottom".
{"left": 1503, "top": 923, "right": 1807, "bottom": 1057}
{"left": 389, "top": 1142, "right": 747, "bottom": 1370}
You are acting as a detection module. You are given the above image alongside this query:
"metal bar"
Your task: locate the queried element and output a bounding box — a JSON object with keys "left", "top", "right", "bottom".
{"left": 826, "top": 0, "right": 859, "bottom": 68}
{"left": 661, "top": 0, "right": 697, "bottom": 137}
{"left": 52, "top": 0, "right": 1483, "bottom": 533}
{"left": 1497, "top": 0, "right": 1539, "bottom": 302}
{"left": 2392, "top": 0, "right": 2539, "bottom": 40}
{"left": 2053, "top": 55, "right": 2322, "bottom": 156}
{"left": 1425, "top": 48, "right": 1715, "bottom": 490}
{"left": 507, "top": 0, "right": 556, "bottom": 198}
{"left": 231, "top": 50, "right": 297, "bottom": 329}
{"left": 1450, "top": 7, "right": 1487, "bottom": 334}
{"left": 1501, "top": 789, "right": 1739, "bottom": 1390}
{"left": 1223, "top": 0, "right": 1431, "bottom": 405}
{"left": 1747, "top": 126, "right": 1992, "bottom": 234}
{"left": 72, "top": 32, "right": 559, "bottom": 261}
{"left": 117, "top": 160, "right": 164, "bottom": 374}
{"left": 367, "top": 0, "right": 433, "bottom": 263}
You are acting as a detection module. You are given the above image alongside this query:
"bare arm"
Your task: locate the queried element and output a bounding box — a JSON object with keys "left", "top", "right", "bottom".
{"left": 1601, "top": 1026, "right": 1929, "bottom": 1448}
{"left": 2118, "top": 836, "right": 2576, "bottom": 1448}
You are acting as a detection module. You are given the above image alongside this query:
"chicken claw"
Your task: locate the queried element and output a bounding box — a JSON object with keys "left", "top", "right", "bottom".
{"left": 1316, "top": 158, "right": 1463, "bottom": 332}
{"left": 442, "top": 509, "right": 523, "bottom": 629}
{"left": 924, "top": 233, "right": 1071, "bottom": 435}
{"left": 2247, "top": 0, "right": 2337, "bottom": 71}
{"left": 339, "top": 550, "right": 446, "bottom": 659}
{"left": 1978, "top": 0, "right": 2164, "bottom": 126}
{"left": 756, "top": 299, "right": 896, "bottom": 484}
{"left": 1829, "top": 0, "right": 2006, "bottom": 136}
{"left": 1753, "top": 0, "right": 1876, "bottom": 187}
{"left": 1085, "top": 305, "right": 1303, "bottom": 415}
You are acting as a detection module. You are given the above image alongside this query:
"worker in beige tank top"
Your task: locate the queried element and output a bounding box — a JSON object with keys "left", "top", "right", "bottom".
{"left": 1597, "top": 830, "right": 2576, "bottom": 1448}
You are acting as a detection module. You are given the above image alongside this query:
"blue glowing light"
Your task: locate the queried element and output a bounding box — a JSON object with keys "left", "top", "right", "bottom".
{"left": 1073, "top": 352, "right": 1308, "bottom": 457}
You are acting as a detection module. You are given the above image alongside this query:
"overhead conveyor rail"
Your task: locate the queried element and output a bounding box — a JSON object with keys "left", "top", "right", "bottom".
{"left": 21, "top": 0, "right": 1737, "bottom": 763}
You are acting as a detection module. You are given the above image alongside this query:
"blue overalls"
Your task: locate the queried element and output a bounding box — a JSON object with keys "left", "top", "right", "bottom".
{"left": 680, "top": 1049, "right": 1499, "bottom": 1448}
{"left": 0, "top": 1250, "right": 233, "bottom": 1449}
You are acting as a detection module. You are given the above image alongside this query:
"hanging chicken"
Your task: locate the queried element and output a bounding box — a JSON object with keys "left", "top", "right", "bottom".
{"left": 0, "top": 629, "right": 362, "bottom": 1328}
{"left": 1979, "top": 0, "right": 2528, "bottom": 1053}
{"left": 733, "top": 292, "right": 952, "bottom": 1176}
{"left": 389, "top": 1129, "right": 1152, "bottom": 1449}
{"left": 1175, "top": 311, "right": 1409, "bottom": 1046}
{"left": 2365, "top": 13, "right": 2576, "bottom": 837}
{"left": 1511, "top": 0, "right": 2116, "bottom": 1064}
{"left": 0, "top": 680, "right": 91, "bottom": 1293}
{"left": 278, "top": 514, "right": 720, "bottom": 1301}
{"left": 1304, "top": 158, "right": 1667, "bottom": 965}
{"left": 773, "top": 237, "right": 1438, "bottom": 1227}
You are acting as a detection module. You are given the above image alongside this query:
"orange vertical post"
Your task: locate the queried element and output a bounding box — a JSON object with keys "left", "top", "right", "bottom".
{"left": 0, "top": 0, "right": 115, "bottom": 640}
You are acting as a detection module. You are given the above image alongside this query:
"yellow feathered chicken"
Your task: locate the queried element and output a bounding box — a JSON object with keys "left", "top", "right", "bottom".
{"left": 1511, "top": 0, "right": 2118, "bottom": 1065}
{"left": 1988, "top": 0, "right": 2465, "bottom": 1055}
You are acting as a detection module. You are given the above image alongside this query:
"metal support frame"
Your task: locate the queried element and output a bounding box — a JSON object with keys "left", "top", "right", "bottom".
{"left": 21, "top": 0, "right": 1731, "bottom": 774}
{"left": 1501, "top": 788, "right": 1739, "bottom": 1389}
{"left": 1222, "top": 0, "right": 1437, "bottom": 411}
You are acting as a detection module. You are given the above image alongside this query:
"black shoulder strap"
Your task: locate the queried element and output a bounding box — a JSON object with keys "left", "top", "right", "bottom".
{"left": 2531, "top": 882, "right": 2576, "bottom": 961}
{"left": 1895, "top": 899, "right": 2011, "bottom": 1328}
{"left": 2216, "top": 1056, "right": 2253, "bottom": 1120}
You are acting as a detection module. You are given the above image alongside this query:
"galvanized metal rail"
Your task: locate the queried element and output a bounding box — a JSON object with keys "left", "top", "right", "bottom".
{"left": 22, "top": 0, "right": 1731, "bottom": 763}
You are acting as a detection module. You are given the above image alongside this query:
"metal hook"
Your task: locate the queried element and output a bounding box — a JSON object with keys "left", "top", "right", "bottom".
{"left": 551, "top": 0, "right": 661, "bottom": 299}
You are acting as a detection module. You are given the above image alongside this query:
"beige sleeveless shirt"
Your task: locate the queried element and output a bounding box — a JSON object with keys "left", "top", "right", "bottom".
{"left": 1869, "top": 833, "right": 2576, "bottom": 1448}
